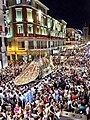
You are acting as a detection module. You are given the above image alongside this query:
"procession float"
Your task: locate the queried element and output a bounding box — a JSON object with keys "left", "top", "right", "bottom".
{"left": 14, "top": 57, "right": 54, "bottom": 85}
{"left": 14, "top": 61, "right": 40, "bottom": 85}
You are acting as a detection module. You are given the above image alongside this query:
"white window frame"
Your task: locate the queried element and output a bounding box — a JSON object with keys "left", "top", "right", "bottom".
{"left": 15, "top": 8, "right": 22, "bottom": 22}
{"left": 41, "top": 27, "right": 44, "bottom": 35}
{"left": 6, "top": 10, "right": 10, "bottom": 23}
{"left": 37, "top": 26, "right": 40, "bottom": 34}
{"left": 16, "top": 0, "right": 21, "bottom": 4}
{"left": 6, "top": 25, "right": 12, "bottom": 38}
{"left": 27, "top": 24, "right": 33, "bottom": 34}
{"left": 41, "top": 15, "right": 44, "bottom": 26}
{"left": 17, "top": 24, "right": 23, "bottom": 34}
{"left": 37, "top": 10, "right": 42, "bottom": 23}
{"left": 44, "top": 28, "right": 47, "bottom": 35}
{"left": 48, "top": 18, "right": 51, "bottom": 28}
{"left": 8, "top": 26, "right": 11, "bottom": 35}
{"left": 27, "top": 8, "right": 33, "bottom": 22}
{"left": 27, "top": 0, "right": 31, "bottom": 2}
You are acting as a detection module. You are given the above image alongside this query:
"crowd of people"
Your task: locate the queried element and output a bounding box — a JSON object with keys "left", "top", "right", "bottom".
{"left": 0, "top": 44, "right": 90, "bottom": 120}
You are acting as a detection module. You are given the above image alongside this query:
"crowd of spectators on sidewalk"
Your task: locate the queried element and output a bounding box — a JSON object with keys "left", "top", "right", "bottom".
{"left": 0, "top": 44, "right": 90, "bottom": 120}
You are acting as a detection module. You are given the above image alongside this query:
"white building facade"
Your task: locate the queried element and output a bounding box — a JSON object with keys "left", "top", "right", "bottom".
{"left": 0, "top": 0, "right": 8, "bottom": 69}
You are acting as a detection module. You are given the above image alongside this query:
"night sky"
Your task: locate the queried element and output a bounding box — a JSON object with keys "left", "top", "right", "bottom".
{"left": 40, "top": 0, "right": 90, "bottom": 31}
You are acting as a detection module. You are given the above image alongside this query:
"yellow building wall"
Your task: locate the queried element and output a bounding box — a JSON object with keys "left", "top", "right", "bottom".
{"left": 7, "top": 37, "right": 50, "bottom": 60}
{"left": 7, "top": 38, "right": 26, "bottom": 60}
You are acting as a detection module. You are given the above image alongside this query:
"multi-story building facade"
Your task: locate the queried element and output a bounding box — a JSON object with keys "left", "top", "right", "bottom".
{"left": 65, "top": 28, "right": 82, "bottom": 49}
{"left": 6, "top": 0, "right": 67, "bottom": 60}
{"left": 0, "top": 0, "right": 8, "bottom": 69}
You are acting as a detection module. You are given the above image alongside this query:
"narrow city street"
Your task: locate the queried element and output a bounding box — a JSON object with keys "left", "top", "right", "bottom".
{"left": 0, "top": 0, "right": 90, "bottom": 120}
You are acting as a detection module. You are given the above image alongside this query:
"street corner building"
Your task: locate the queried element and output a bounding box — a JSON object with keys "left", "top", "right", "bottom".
{"left": 5, "top": 0, "right": 67, "bottom": 60}
{"left": 0, "top": 0, "right": 8, "bottom": 69}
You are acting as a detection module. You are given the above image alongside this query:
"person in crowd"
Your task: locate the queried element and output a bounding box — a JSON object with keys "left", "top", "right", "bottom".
{"left": 0, "top": 45, "right": 90, "bottom": 120}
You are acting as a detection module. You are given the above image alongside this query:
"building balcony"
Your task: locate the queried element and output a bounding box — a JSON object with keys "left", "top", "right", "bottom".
{"left": 27, "top": 34, "right": 66, "bottom": 40}
{"left": 27, "top": 18, "right": 33, "bottom": 23}
{"left": 65, "top": 40, "right": 78, "bottom": 45}
{"left": 36, "top": 34, "right": 49, "bottom": 38}
{"left": 16, "top": 18, "right": 23, "bottom": 22}
{"left": 28, "top": 33, "right": 35, "bottom": 37}
{"left": 17, "top": 33, "right": 23, "bottom": 37}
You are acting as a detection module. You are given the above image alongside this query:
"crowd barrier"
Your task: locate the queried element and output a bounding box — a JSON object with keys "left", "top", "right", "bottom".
{"left": 62, "top": 111, "right": 87, "bottom": 120}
